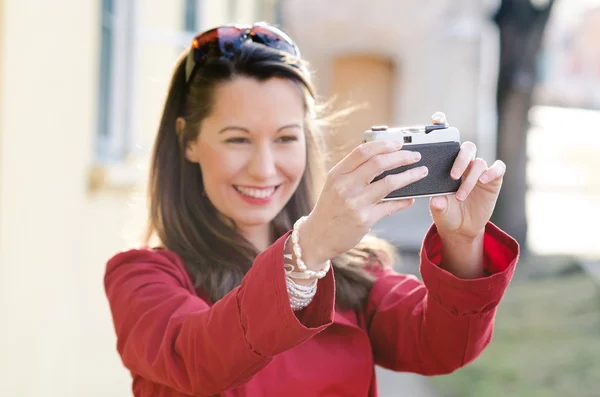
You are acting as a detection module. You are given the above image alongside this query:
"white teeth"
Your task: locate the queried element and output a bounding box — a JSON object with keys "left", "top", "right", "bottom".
{"left": 235, "top": 186, "right": 276, "bottom": 198}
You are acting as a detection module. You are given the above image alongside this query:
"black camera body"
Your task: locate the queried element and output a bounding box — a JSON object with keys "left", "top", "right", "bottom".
{"left": 363, "top": 123, "right": 462, "bottom": 200}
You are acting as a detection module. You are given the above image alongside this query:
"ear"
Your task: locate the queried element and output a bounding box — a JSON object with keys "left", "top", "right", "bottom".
{"left": 176, "top": 117, "right": 198, "bottom": 163}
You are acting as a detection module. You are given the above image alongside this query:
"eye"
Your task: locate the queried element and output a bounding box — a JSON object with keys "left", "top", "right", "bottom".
{"left": 225, "top": 137, "right": 250, "bottom": 144}
{"left": 277, "top": 135, "right": 298, "bottom": 143}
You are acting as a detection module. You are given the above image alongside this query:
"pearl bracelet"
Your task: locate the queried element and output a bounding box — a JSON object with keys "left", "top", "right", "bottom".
{"left": 282, "top": 216, "right": 331, "bottom": 311}
{"left": 284, "top": 216, "right": 331, "bottom": 280}
{"left": 286, "top": 276, "right": 317, "bottom": 311}
{"left": 291, "top": 216, "right": 308, "bottom": 271}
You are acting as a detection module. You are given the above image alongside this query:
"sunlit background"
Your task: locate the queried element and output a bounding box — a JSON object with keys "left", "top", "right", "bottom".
{"left": 0, "top": 0, "right": 598, "bottom": 396}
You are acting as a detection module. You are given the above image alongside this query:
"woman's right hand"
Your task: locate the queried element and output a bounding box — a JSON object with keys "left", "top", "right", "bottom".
{"left": 299, "top": 140, "right": 428, "bottom": 268}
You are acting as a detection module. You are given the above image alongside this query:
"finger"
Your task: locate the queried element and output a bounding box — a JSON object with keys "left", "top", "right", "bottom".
{"left": 455, "top": 158, "right": 487, "bottom": 201}
{"left": 363, "top": 165, "right": 429, "bottom": 203}
{"left": 479, "top": 160, "right": 506, "bottom": 184}
{"left": 431, "top": 111, "right": 447, "bottom": 125}
{"left": 450, "top": 141, "right": 477, "bottom": 180}
{"left": 430, "top": 195, "right": 448, "bottom": 213}
{"left": 353, "top": 149, "right": 422, "bottom": 185}
{"left": 330, "top": 140, "right": 403, "bottom": 177}
{"left": 370, "top": 198, "right": 416, "bottom": 223}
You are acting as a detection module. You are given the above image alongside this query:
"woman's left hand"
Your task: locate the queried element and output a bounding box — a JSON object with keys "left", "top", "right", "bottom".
{"left": 428, "top": 112, "right": 506, "bottom": 242}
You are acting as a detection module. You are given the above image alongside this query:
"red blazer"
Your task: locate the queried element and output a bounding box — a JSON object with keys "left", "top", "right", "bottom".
{"left": 104, "top": 222, "right": 518, "bottom": 397}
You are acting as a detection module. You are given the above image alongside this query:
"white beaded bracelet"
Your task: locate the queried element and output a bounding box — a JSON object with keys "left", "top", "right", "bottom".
{"left": 281, "top": 216, "right": 331, "bottom": 311}
{"left": 286, "top": 276, "right": 317, "bottom": 311}
{"left": 284, "top": 216, "right": 331, "bottom": 280}
{"left": 291, "top": 216, "right": 308, "bottom": 271}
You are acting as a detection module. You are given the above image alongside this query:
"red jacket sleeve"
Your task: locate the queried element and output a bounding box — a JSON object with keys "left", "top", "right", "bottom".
{"left": 364, "top": 221, "right": 519, "bottom": 375}
{"left": 104, "top": 232, "right": 335, "bottom": 396}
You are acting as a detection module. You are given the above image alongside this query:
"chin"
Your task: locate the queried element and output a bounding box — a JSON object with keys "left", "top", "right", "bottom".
{"left": 233, "top": 209, "right": 280, "bottom": 228}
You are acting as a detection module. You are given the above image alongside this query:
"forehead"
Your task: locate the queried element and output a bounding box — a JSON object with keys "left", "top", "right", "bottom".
{"left": 207, "top": 76, "right": 306, "bottom": 127}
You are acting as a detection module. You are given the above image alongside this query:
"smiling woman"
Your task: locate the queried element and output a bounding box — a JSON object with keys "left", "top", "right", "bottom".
{"left": 103, "top": 22, "right": 520, "bottom": 397}
{"left": 181, "top": 77, "right": 308, "bottom": 251}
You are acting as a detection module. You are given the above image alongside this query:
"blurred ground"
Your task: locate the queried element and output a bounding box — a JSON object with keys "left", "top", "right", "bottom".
{"left": 377, "top": 368, "right": 442, "bottom": 397}
{"left": 375, "top": 253, "right": 442, "bottom": 397}
{"left": 431, "top": 263, "right": 600, "bottom": 397}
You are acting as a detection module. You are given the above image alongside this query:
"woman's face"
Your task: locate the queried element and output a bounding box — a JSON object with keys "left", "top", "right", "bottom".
{"left": 185, "top": 76, "right": 307, "bottom": 233}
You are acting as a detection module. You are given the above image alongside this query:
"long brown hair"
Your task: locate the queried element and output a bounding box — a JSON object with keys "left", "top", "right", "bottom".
{"left": 145, "top": 42, "right": 396, "bottom": 311}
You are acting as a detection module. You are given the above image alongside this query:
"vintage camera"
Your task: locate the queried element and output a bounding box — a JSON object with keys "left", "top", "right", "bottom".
{"left": 363, "top": 123, "right": 462, "bottom": 200}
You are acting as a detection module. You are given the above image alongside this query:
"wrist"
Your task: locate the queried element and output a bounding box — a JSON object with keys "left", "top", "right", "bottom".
{"left": 297, "top": 215, "right": 330, "bottom": 270}
{"left": 437, "top": 226, "right": 485, "bottom": 246}
{"left": 438, "top": 229, "right": 485, "bottom": 279}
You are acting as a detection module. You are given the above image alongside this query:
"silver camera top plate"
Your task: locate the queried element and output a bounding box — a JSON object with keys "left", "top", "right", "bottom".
{"left": 363, "top": 124, "right": 460, "bottom": 145}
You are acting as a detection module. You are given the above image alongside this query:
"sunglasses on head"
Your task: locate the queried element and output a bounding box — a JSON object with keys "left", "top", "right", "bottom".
{"left": 185, "top": 22, "right": 301, "bottom": 84}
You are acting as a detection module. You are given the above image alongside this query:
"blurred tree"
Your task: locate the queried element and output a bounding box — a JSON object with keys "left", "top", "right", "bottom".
{"left": 492, "top": 0, "right": 554, "bottom": 253}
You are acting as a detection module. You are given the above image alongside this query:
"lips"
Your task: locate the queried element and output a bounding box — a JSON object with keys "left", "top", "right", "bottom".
{"left": 233, "top": 185, "right": 279, "bottom": 199}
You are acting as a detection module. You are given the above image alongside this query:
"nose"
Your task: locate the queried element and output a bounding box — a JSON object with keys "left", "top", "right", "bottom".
{"left": 247, "top": 142, "right": 277, "bottom": 181}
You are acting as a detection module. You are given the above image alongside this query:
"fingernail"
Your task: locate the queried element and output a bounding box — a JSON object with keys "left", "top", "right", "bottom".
{"left": 421, "top": 166, "right": 429, "bottom": 176}
{"left": 413, "top": 152, "right": 421, "bottom": 161}
{"left": 456, "top": 191, "right": 465, "bottom": 201}
{"left": 479, "top": 175, "right": 488, "bottom": 184}
{"left": 451, "top": 169, "right": 459, "bottom": 179}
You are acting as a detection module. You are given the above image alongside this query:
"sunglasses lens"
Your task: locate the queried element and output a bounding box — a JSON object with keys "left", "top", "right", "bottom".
{"left": 252, "top": 25, "right": 299, "bottom": 56}
{"left": 188, "top": 23, "right": 299, "bottom": 82}
{"left": 192, "top": 26, "right": 243, "bottom": 62}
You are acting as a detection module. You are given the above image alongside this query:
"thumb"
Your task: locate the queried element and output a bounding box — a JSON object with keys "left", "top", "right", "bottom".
{"left": 430, "top": 195, "right": 448, "bottom": 212}
{"left": 429, "top": 195, "right": 448, "bottom": 217}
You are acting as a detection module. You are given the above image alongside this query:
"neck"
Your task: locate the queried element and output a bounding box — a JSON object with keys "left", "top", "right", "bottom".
{"left": 239, "top": 223, "right": 273, "bottom": 253}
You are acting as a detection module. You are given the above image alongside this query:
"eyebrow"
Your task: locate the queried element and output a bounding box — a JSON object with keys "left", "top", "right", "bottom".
{"left": 218, "top": 123, "right": 302, "bottom": 134}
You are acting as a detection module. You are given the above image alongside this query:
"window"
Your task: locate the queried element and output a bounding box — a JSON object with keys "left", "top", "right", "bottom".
{"left": 97, "top": 0, "right": 113, "bottom": 159}
{"left": 96, "top": 0, "right": 138, "bottom": 163}
{"left": 273, "top": 0, "right": 282, "bottom": 25}
{"left": 184, "top": 0, "right": 199, "bottom": 33}
{"left": 96, "top": 0, "right": 201, "bottom": 164}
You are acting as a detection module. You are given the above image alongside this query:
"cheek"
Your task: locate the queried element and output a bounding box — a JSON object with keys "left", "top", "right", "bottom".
{"left": 197, "top": 143, "right": 242, "bottom": 189}
{"left": 280, "top": 146, "right": 307, "bottom": 181}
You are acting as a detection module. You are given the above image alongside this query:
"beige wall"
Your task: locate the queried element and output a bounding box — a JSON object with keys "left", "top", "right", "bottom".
{"left": 283, "top": 0, "right": 500, "bottom": 153}
{"left": 0, "top": 0, "right": 4, "bottom": 269}
{"left": 0, "top": 0, "right": 98, "bottom": 395}
{"left": 0, "top": 1, "right": 262, "bottom": 396}
{"left": 281, "top": 0, "right": 500, "bottom": 248}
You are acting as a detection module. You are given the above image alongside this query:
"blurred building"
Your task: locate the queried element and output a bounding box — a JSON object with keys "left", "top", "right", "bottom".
{"left": 535, "top": 3, "right": 600, "bottom": 109}
{"left": 571, "top": 6, "right": 600, "bottom": 89}
{"left": 281, "top": 0, "right": 502, "bottom": 248}
{"left": 0, "top": 1, "right": 279, "bottom": 396}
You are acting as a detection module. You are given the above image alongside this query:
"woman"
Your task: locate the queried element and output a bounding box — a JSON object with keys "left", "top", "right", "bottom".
{"left": 104, "top": 22, "right": 519, "bottom": 397}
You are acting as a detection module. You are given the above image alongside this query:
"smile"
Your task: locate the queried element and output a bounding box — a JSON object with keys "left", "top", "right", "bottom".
{"left": 233, "top": 185, "right": 279, "bottom": 199}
